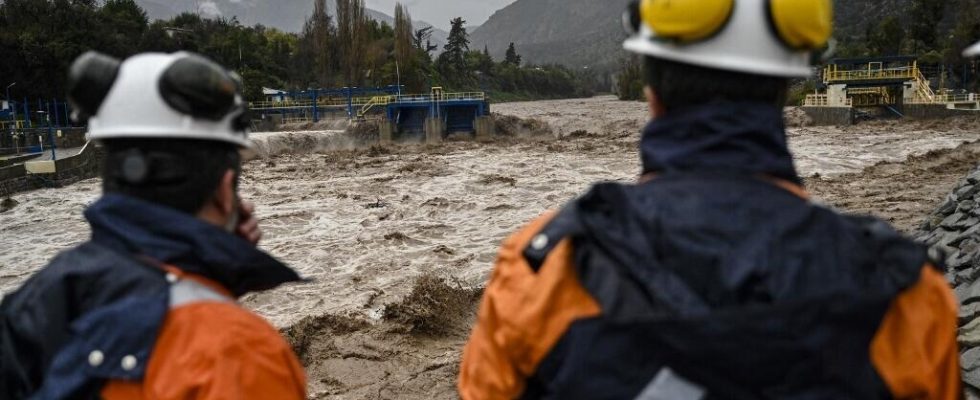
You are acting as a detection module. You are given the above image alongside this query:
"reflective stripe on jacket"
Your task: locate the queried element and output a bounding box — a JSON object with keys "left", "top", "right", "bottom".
{"left": 101, "top": 272, "right": 306, "bottom": 400}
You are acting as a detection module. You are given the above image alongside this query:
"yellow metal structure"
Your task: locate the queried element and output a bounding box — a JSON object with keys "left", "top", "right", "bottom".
{"left": 357, "top": 96, "right": 394, "bottom": 118}
{"left": 804, "top": 59, "right": 960, "bottom": 107}
{"left": 822, "top": 62, "right": 920, "bottom": 83}
{"left": 0, "top": 120, "right": 26, "bottom": 131}
{"left": 804, "top": 94, "right": 851, "bottom": 107}
{"left": 847, "top": 87, "right": 896, "bottom": 107}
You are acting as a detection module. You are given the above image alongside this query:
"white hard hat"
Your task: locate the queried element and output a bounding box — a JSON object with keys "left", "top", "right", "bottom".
{"left": 68, "top": 52, "right": 251, "bottom": 148}
{"left": 965, "top": 41, "right": 980, "bottom": 58}
{"left": 622, "top": 0, "right": 833, "bottom": 78}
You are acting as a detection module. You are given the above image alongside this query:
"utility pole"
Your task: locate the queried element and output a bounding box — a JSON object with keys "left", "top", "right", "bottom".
{"left": 396, "top": 60, "right": 402, "bottom": 97}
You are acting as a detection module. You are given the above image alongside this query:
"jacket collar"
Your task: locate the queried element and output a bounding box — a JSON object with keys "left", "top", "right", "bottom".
{"left": 85, "top": 194, "right": 301, "bottom": 297}
{"left": 640, "top": 101, "right": 801, "bottom": 184}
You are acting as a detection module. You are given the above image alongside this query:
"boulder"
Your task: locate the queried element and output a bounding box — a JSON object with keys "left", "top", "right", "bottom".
{"left": 950, "top": 251, "right": 976, "bottom": 271}
{"left": 938, "top": 196, "right": 958, "bottom": 216}
{"left": 957, "top": 184, "right": 980, "bottom": 201}
{"left": 962, "top": 318, "right": 980, "bottom": 348}
{"left": 968, "top": 170, "right": 980, "bottom": 185}
{"left": 957, "top": 279, "right": 980, "bottom": 307}
{"left": 960, "top": 200, "right": 978, "bottom": 214}
{"left": 964, "top": 347, "right": 980, "bottom": 390}
{"left": 941, "top": 212, "right": 968, "bottom": 229}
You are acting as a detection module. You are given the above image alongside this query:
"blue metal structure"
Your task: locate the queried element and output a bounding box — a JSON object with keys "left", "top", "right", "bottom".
{"left": 250, "top": 86, "right": 491, "bottom": 136}
{"left": 381, "top": 92, "right": 490, "bottom": 134}
{"left": 1, "top": 99, "right": 74, "bottom": 131}
{"left": 2, "top": 99, "right": 76, "bottom": 156}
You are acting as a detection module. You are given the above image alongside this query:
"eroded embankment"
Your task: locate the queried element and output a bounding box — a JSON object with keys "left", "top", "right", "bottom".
{"left": 281, "top": 275, "right": 481, "bottom": 399}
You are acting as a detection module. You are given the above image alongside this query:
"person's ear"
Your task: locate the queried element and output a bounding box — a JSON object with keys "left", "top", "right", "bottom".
{"left": 644, "top": 86, "right": 666, "bottom": 119}
{"left": 213, "top": 169, "right": 237, "bottom": 217}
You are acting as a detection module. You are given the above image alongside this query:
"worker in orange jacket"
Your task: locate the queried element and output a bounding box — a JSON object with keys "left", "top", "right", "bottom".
{"left": 459, "top": 0, "right": 962, "bottom": 399}
{"left": 0, "top": 52, "right": 306, "bottom": 399}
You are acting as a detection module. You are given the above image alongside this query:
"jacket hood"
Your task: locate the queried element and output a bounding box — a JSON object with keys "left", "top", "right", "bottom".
{"left": 85, "top": 194, "right": 301, "bottom": 297}
{"left": 640, "top": 101, "right": 801, "bottom": 184}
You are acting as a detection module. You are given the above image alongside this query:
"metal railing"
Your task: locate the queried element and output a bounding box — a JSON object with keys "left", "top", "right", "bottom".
{"left": 250, "top": 96, "right": 380, "bottom": 109}
{"left": 847, "top": 87, "right": 890, "bottom": 95}
{"left": 823, "top": 65, "right": 921, "bottom": 83}
{"left": 251, "top": 91, "right": 487, "bottom": 111}
{"left": 0, "top": 120, "right": 27, "bottom": 130}
{"left": 803, "top": 94, "right": 852, "bottom": 107}
{"left": 935, "top": 93, "right": 977, "bottom": 103}
{"left": 358, "top": 96, "right": 395, "bottom": 117}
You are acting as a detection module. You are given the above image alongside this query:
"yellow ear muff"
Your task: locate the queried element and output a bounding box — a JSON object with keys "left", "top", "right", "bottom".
{"left": 641, "top": 0, "right": 735, "bottom": 43}
{"left": 768, "top": 0, "right": 833, "bottom": 49}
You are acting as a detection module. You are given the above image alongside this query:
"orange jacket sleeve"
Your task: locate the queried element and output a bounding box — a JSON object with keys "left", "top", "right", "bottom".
{"left": 871, "top": 266, "right": 961, "bottom": 400}
{"left": 458, "top": 214, "right": 601, "bottom": 400}
{"left": 103, "top": 301, "right": 307, "bottom": 400}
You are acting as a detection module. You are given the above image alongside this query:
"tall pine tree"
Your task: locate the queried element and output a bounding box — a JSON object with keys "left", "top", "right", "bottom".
{"left": 438, "top": 17, "right": 470, "bottom": 74}
{"left": 505, "top": 42, "right": 522, "bottom": 66}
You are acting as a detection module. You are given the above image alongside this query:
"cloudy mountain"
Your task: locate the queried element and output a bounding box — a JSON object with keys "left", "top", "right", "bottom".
{"left": 470, "top": 0, "right": 966, "bottom": 70}
{"left": 470, "top": 0, "right": 631, "bottom": 71}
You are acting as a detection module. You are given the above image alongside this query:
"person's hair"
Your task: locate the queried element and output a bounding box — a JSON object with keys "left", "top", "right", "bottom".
{"left": 101, "top": 138, "right": 241, "bottom": 214}
{"left": 643, "top": 56, "right": 790, "bottom": 112}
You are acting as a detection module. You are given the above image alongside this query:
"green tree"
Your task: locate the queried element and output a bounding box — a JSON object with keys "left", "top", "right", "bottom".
{"left": 909, "top": 0, "right": 946, "bottom": 53}
{"left": 336, "top": 0, "right": 368, "bottom": 85}
{"left": 100, "top": 0, "right": 149, "bottom": 57}
{"left": 413, "top": 26, "right": 438, "bottom": 57}
{"left": 466, "top": 49, "right": 494, "bottom": 75}
{"left": 505, "top": 42, "right": 522, "bottom": 66}
{"left": 393, "top": 3, "right": 418, "bottom": 89}
{"left": 298, "top": 0, "right": 336, "bottom": 86}
{"left": 866, "top": 16, "right": 904, "bottom": 56}
{"left": 616, "top": 56, "right": 644, "bottom": 101}
{"left": 437, "top": 17, "right": 470, "bottom": 75}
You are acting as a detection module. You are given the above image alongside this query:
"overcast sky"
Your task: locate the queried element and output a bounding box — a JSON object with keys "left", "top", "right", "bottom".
{"left": 365, "top": 0, "right": 516, "bottom": 30}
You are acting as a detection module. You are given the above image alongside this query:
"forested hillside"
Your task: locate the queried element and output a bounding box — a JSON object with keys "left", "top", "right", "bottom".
{"left": 0, "top": 0, "right": 593, "bottom": 102}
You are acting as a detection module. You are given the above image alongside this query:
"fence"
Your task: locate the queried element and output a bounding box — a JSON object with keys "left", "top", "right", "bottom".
{"left": 1, "top": 99, "right": 76, "bottom": 130}
{"left": 803, "top": 94, "right": 853, "bottom": 107}
{"left": 0, "top": 127, "right": 87, "bottom": 156}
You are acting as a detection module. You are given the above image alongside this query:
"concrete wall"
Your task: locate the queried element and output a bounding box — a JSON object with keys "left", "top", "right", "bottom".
{"left": 0, "top": 153, "right": 40, "bottom": 168}
{"left": 827, "top": 84, "right": 849, "bottom": 107}
{"left": 0, "top": 164, "right": 29, "bottom": 197}
{"left": 0, "top": 142, "right": 103, "bottom": 198}
{"left": 801, "top": 107, "right": 853, "bottom": 126}
{"left": 475, "top": 116, "right": 495, "bottom": 142}
{"left": 902, "top": 104, "right": 980, "bottom": 119}
{"left": 379, "top": 119, "right": 395, "bottom": 145}
{"left": 424, "top": 118, "right": 444, "bottom": 145}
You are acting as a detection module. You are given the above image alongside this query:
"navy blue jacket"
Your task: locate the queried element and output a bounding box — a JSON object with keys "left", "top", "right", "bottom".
{"left": 523, "top": 103, "right": 931, "bottom": 399}
{"left": 459, "top": 102, "right": 950, "bottom": 399}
